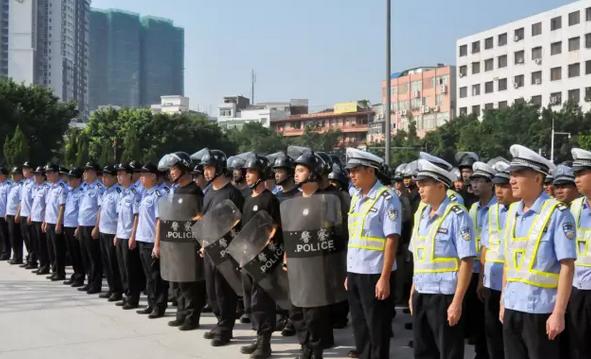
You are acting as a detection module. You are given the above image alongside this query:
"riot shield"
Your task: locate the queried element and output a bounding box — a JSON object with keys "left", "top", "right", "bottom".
{"left": 191, "top": 199, "right": 244, "bottom": 295}
{"left": 280, "top": 193, "right": 347, "bottom": 308}
{"left": 158, "top": 193, "right": 203, "bottom": 282}
{"left": 227, "top": 210, "right": 290, "bottom": 309}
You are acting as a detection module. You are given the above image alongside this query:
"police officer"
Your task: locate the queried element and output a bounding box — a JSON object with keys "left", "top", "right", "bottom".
{"left": 133, "top": 163, "right": 169, "bottom": 318}
{"left": 63, "top": 168, "right": 85, "bottom": 287}
{"left": 114, "top": 162, "right": 144, "bottom": 309}
{"left": 97, "top": 165, "right": 123, "bottom": 301}
{"left": 409, "top": 155, "right": 476, "bottom": 359}
{"left": 43, "top": 163, "right": 67, "bottom": 281}
{"left": 345, "top": 148, "right": 401, "bottom": 359}
{"left": 466, "top": 161, "right": 497, "bottom": 359}
{"left": 129, "top": 160, "right": 145, "bottom": 196}
{"left": 229, "top": 154, "right": 251, "bottom": 198}
{"left": 480, "top": 160, "right": 516, "bottom": 359}
{"left": 500, "top": 145, "right": 576, "bottom": 359}
{"left": 552, "top": 165, "right": 580, "bottom": 205}
{"left": 5, "top": 167, "right": 23, "bottom": 265}
{"left": 566, "top": 148, "right": 591, "bottom": 359}
{"left": 200, "top": 149, "right": 244, "bottom": 346}
{"left": 456, "top": 152, "right": 479, "bottom": 208}
{"left": 272, "top": 154, "right": 299, "bottom": 202}
{"left": 30, "top": 166, "right": 50, "bottom": 276}
{"left": 78, "top": 161, "right": 105, "bottom": 294}
{"left": 544, "top": 174, "right": 555, "bottom": 197}
{"left": 0, "top": 166, "right": 13, "bottom": 260}
{"left": 192, "top": 164, "right": 209, "bottom": 192}
{"left": 238, "top": 154, "right": 281, "bottom": 359}
{"left": 17, "top": 162, "right": 35, "bottom": 267}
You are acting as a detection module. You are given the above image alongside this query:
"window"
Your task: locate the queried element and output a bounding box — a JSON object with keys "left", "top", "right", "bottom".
{"left": 472, "top": 105, "right": 481, "bottom": 115}
{"left": 586, "top": 60, "right": 591, "bottom": 74}
{"left": 514, "top": 75, "right": 524, "bottom": 88}
{"left": 484, "top": 103, "right": 494, "bottom": 110}
{"left": 472, "top": 41, "right": 480, "bottom": 54}
{"left": 532, "top": 46, "right": 542, "bottom": 60}
{"left": 459, "top": 87, "right": 468, "bottom": 98}
{"left": 459, "top": 65, "right": 468, "bottom": 77}
{"left": 472, "top": 84, "right": 481, "bottom": 96}
{"left": 551, "top": 67, "right": 562, "bottom": 81}
{"left": 568, "top": 63, "right": 580, "bottom": 78}
{"left": 484, "top": 58, "right": 494, "bottom": 71}
{"left": 485, "top": 81, "right": 494, "bottom": 93}
{"left": 569, "top": 36, "right": 580, "bottom": 51}
{"left": 551, "top": 16, "right": 562, "bottom": 30}
{"left": 459, "top": 107, "right": 468, "bottom": 116}
{"left": 514, "top": 50, "right": 525, "bottom": 64}
{"left": 498, "top": 33, "right": 507, "bottom": 46}
{"left": 569, "top": 10, "right": 580, "bottom": 26}
{"left": 531, "top": 95, "right": 542, "bottom": 106}
{"left": 587, "top": 7, "right": 591, "bottom": 21}
{"left": 586, "top": 87, "right": 591, "bottom": 102}
{"left": 498, "top": 78, "right": 507, "bottom": 91}
{"left": 586, "top": 33, "right": 591, "bottom": 48}
{"left": 532, "top": 22, "right": 542, "bottom": 36}
{"left": 459, "top": 45, "right": 467, "bottom": 57}
{"left": 514, "top": 27, "right": 524, "bottom": 41}
{"left": 514, "top": 98, "right": 526, "bottom": 105}
{"left": 498, "top": 54, "right": 507, "bottom": 68}
{"left": 498, "top": 101, "right": 508, "bottom": 109}
{"left": 531, "top": 71, "right": 542, "bottom": 85}
{"left": 485, "top": 37, "right": 494, "bottom": 49}
{"left": 551, "top": 41, "right": 562, "bottom": 55}
{"left": 472, "top": 62, "right": 480, "bottom": 74}
{"left": 568, "top": 89, "right": 580, "bottom": 103}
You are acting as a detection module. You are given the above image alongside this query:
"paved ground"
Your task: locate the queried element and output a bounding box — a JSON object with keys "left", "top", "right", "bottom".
{"left": 0, "top": 260, "right": 475, "bottom": 358}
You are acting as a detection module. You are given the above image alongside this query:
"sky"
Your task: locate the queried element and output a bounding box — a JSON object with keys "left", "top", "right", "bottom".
{"left": 92, "top": 0, "right": 574, "bottom": 114}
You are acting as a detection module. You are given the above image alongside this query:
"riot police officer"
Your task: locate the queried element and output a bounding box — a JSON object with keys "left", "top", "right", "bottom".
{"left": 272, "top": 153, "right": 299, "bottom": 202}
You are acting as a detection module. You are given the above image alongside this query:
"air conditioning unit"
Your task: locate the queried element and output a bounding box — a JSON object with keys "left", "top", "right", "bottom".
{"left": 401, "top": 110, "right": 408, "bottom": 116}
{"left": 433, "top": 106, "right": 440, "bottom": 112}
{"left": 422, "top": 106, "right": 430, "bottom": 114}
{"left": 513, "top": 82, "right": 520, "bottom": 89}
{"left": 534, "top": 78, "right": 541, "bottom": 85}
{"left": 514, "top": 35, "right": 522, "bottom": 42}
{"left": 534, "top": 58, "right": 542, "bottom": 65}
{"left": 440, "top": 85, "right": 448, "bottom": 93}
{"left": 459, "top": 72, "right": 466, "bottom": 78}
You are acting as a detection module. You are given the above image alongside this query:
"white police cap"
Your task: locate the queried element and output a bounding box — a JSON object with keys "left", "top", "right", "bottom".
{"left": 416, "top": 159, "right": 454, "bottom": 187}
{"left": 345, "top": 148, "right": 384, "bottom": 170}
{"left": 552, "top": 164, "right": 575, "bottom": 185}
{"left": 489, "top": 158, "right": 510, "bottom": 184}
{"left": 508, "top": 144, "right": 555, "bottom": 176}
{"left": 403, "top": 160, "right": 418, "bottom": 178}
{"left": 572, "top": 148, "right": 591, "bottom": 173}
{"left": 419, "top": 152, "right": 453, "bottom": 171}
{"left": 470, "top": 161, "right": 495, "bottom": 180}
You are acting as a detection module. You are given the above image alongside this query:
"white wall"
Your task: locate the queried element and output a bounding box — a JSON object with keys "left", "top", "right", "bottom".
{"left": 8, "top": 0, "right": 36, "bottom": 85}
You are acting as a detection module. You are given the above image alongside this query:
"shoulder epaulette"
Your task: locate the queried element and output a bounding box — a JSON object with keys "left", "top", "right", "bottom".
{"left": 451, "top": 204, "right": 464, "bottom": 215}
{"left": 155, "top": 190, "right": 162, "bottom": 197}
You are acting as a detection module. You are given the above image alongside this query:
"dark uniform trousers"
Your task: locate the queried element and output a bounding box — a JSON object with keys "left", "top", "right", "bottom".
{"left": 204, "top": 253, "right": 238, "bottom": 339}
{"left": 241, "top": 272, "right": 253, "bottom": 322}
{"left": 413, "top": 293, "right": 465, "bottom": 359}
{"left": 243, "top": 273, "right": 276, "bottom": 335}
{"left": 79, "top": 226, "right": 102, "bottom": 291}
{"left": 6, "top": 215, "right": 22, "bottom": 262}
{"left": 64, "top": 227, "right": 84, "bottom": 283}
{"left": 20, "top": 217, "right": 34, "bottom": 264}
{"left": 115, "top": 238, "right": 145, "bottom": 305}
{"left": 483, "top": 289, "right": 504, "bottom": 359}
{"left": 0, "top": 217, "right": 10, "bottom": 258}
{"left": 502, "top": 309, "right": 559, "bottom": 359}
{"left": 99, "top": 233, "right": 122, "bottom": 295}
{"left": 348, "top": 272, "right": 395, "bottom": 359}
{"left": 176, "top": 281, "right": 206, "bottom": 326}
{"left": 567, "top": 287, "right": 591, "bottom": 359}
{"left": 291, "top": 305, "right": 331, "bottom": 353}
{"left": 46, "top": 223, "right": 65, "bottom": 277}
{"left": 31, "top": 221, "right": 48, "bottom": 269}
{"left": 138, "top": 242, "right": 168, "bottom": 311}
{"left": 464, "top": 273, "right": 488, "bottom": 359}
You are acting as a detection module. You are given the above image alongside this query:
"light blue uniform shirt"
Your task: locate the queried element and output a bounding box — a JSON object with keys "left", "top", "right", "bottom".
{"left": 0, "top": 179, "right": 13, "bottom": 217}
{"left": 19, "top": 177, "right": 35, "bottom": 217}
{"left": 133, "top": 179, "right": 144, "bottom": 197}
{"left": 98, "top": 184, "right": 121, "bottom": 235}
{"left": 410, "top": 196, "right": 477, "bottom": 295}
{"left": 481, "top": 203, "right": 509, "bottom": 291}
{"left": 347, "top": 181, "right": 402, "bottom": 274}
{"left": 64, "top": 185, "right": 82, "bottom": 228}
{"left": 573, "top": 199, "right": 591, "bottom": 290}
{"left": 503, "top": 192, "right": 577, "bottom": 314}
{"left": 135, "top": 186, "right": 164, "bottom": 243}
{"left": 44, "top": 180, "right": 67, "bottom": 225}
{"left": 448, "top": 190, "right": 465, "bottom": 206}
{"left": 6, "top": 180, "right": 22, "bottom": 216}
{"left": 116, "top": 186, "right": 141, "bottom": 239}
{"left": 30, "top": 182, "right": 50, "bottom": 223}
{"left": 471, "top": 196, "right": 496, "bottom": 274}
{"left": 78, "top": 180, "right": 105, "bottom": 227}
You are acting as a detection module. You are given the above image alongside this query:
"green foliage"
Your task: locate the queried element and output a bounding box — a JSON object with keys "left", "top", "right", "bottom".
{"left": 3, "top": 125, "right": 30, "bottom": 166}
{"left": 290, "top": 125, "right": 342, "bottom": 152}
{"left": 226, "top": 122, "right": 286, "bottom": 154}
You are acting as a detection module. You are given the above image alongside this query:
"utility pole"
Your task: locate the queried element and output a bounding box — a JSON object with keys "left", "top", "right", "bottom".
{"left": 385, "top": 0, "right": 392, "bottom": 164}
{"left": 251, "top": 69, "right": 256, "bottom": 105}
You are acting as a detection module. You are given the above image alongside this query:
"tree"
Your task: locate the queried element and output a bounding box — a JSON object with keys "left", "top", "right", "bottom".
{"left": 226, "top": 122, "right": 285, "bottom": 153}
{"left": 291, "top": 125, "right": 341, "bottom": 152}
{"left": 120, "top": 126, "right": 142, "bottom": 162}
{"left": 3, "top": 125, "right": 30, "bottom": 166}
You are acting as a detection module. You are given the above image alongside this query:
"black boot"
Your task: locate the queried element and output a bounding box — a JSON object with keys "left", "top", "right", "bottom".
{"left": 250, "top": 334, "right": 271, "bottom": 359}
{"left": 310, "top": 348, "right": 323, "bottom": 359}
{"left": 240, "top": 340, "right": 258, "bottom": 355}
{"left": 296, "top": 346, "right": 312, "bottom": 359}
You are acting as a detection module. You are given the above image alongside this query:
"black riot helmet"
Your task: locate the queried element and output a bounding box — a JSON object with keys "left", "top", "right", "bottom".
{"left": 271, "top": 154, "right": 294, "bottom": 185}
{"left": 244, "top": 154, "right": 272, "bottom": 189}
{"left": 315, "top": 152, "right": 333, "bottom": 177}
{"left": 201, "top": 149, "right": 227, "bottom": 180}
{"left": 158, "top": 152, "right": 192, "bottom": 184}
{"left": 328, "top": 163, "right": 348, "bottom": 190}
{"left": 294, "top": 151, "right": 322, "bottom": 183}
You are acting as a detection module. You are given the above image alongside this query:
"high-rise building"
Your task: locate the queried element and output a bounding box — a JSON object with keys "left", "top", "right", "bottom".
{"left": 8, "top": 0, "right": 90, "bottom": 117}
{"left": 0, "top": 0, "right": 9, "bottom": 77}
{"left": 88, "top": 10, "right": 184, "bottom": 110}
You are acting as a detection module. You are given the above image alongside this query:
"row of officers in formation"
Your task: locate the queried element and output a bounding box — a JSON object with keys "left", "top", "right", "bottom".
{"left": 0, "top": 143, "right": 589, "bottom": 359}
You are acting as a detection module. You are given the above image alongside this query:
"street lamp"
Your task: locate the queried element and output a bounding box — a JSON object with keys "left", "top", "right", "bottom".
{"left": 550, "top": 116, "right": 571, "bottom": 162}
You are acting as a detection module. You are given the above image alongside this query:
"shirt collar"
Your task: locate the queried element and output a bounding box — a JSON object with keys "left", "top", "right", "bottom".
{"left": 517, "top": 191, "right": 549, "bottom": 215}
{"left": 424, "top": 196, "right": 451, "bottom": 219}
{"left": 477, "top": 196, "right": 497, "bottom": 210}
{"left": 356, "top": 180, "right": 383, "bottom": 200}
